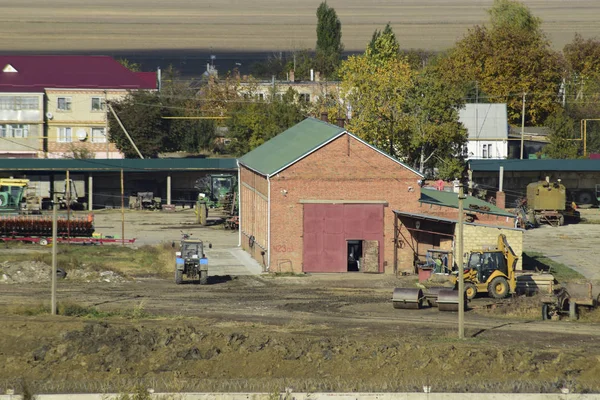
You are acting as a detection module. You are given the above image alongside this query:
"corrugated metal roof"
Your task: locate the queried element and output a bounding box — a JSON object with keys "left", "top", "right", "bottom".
{"left": 469, "top": 159, "right": 600, "bottom": 172}
{"left": 238, "top": 117, "right": 424, "bottom": 177}
{"left": 0, "top": 158, "right": 237, "bottom": 172}
{"left": 238, "top": 118, "right": 346, "bottom": 176}
{"left": 393, "top": 209, "right": 523, "bottom": 231}
{"left": 0, "top": 56, "right": 157, "bottom": 92}
{"left": 420, "top": 187, "right": 515, "bottom": 217}
{"left": 459, "top": 103, "right": 508, "bottom": 140}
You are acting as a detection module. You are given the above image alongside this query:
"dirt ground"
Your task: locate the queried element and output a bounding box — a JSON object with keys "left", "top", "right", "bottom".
{"left": 1, "top": 209, "right": 600, "bottom": 394}
{"left": 1, "top": 0, "right": 598, "bottom": 53}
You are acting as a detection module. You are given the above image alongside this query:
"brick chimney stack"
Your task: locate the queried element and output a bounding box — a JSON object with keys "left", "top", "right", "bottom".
{"left": 321, "top": 112, "right": 329, "bottom": 122}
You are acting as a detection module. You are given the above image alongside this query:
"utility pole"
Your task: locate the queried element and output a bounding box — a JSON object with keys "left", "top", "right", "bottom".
{"left": 120, "top": 169, "right": 125, "bottom": 246}
{"left": 51, "top": 193, "right": 58, "bottom": 315}
{"left": 520, "top": 93, "right": 526, "bottom": 160}
{"left": 457, "top": 184, "right": 466, "bottom": 339}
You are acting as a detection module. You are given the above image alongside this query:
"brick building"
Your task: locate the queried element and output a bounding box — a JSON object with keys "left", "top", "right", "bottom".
{"left": 238, "top": 118, "right": 519, "bottom": 274}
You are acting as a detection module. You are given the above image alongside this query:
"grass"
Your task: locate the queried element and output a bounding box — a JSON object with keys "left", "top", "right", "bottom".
{"left": 13, "top": 301, "right": 153, "bottom": 319}
{"left": 522, "top": 251, "right": 585, "bottom": 282}
{"left": 0, "top": 241, "right": 174, "bottom": 278}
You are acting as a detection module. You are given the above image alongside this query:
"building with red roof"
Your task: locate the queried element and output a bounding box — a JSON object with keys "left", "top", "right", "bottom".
{"left": 0, "top": 55, "right": 157, "bottom": 159}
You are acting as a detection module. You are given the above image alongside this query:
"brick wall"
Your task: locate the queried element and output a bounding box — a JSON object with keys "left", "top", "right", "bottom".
{"left": 462, "top": 224, "right": 523, "bottom": 270}
{"left": 268, "top": 134, "right": 427, "bottom": 274}
{"left": 239, "top": 166, "right": 268, "bottom": 269}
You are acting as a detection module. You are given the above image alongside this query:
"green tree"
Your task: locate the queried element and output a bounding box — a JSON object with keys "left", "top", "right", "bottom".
{"left": 117, "top": 58, "right": 141, "bottom": 72}
{"left": 488, "top": 0, "right": 541, "bottom": 32}
{"left": 315, "top": 2, "right": 344, "bottom": 77}
{"left": 108, "top": 91, "right": 173, "bottom": 158}
{"left": 367, "top": 23, "right": 399, "bottom": 64}
{"left": 543, "top": 111, "right": 580, "bottom": 159}
{"left": 226, "top": 87, "right": 307, "bottom": 156}
{"left": 405, "top": 61, "right": 468, "bottom": 176}
{"left": 439, "top": 0, "right": 563, "bottom": 125}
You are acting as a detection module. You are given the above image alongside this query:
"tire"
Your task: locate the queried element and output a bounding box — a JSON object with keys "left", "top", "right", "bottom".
{"left": 542, "top": 303, "right": 551, "bottom": 320}
{"left": 56, "top": 268, "right": 67, "bottom": 280}
{"left": 465, "top": 282, "right": 477, "bottom": 301}
{"left": 175, "top": 269, "right": 183, "bottom": 285}
{"left": 199, "top": 270, "right": 208, "bottom": 285}
{"left": 578, "top": 191, "right": 594, "bottom": 205}
{"left": 488, "top": 276, "right": 509, "bottom": 299}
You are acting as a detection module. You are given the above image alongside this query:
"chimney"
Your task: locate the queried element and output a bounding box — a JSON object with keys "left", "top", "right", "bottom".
{"left": 315, "top": 71, "right": 320, "bottom": 82}
{"left": 321, "top": 112, "right": 329, "bottom": 122}
{"left": 289, "top": 70, "right": 295, "bottom": 82}
{"left": 336, "top": 117, "right": 345, "bottom": 128}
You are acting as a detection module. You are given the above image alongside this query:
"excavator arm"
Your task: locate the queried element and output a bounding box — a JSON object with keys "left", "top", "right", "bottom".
{"left": 497, "top": 234, "right": 518, "bottom": 292}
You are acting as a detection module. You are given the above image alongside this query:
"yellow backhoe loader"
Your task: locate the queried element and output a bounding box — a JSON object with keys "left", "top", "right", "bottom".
{"left": 453, "top": 234, "right": 518, "bottom": 300}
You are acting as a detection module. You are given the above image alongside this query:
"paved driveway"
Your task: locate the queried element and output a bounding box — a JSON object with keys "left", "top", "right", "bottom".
{"left": 524, "top": 223, "right": 600, "bottom": 281}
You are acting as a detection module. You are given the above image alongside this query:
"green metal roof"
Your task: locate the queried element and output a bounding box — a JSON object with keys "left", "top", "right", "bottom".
{"left": 420, "top": 187, "right": 515, "bottom": 218}
{"left": 238, "top": 118, "right": 346, "bottom": 176}
{"left": 469, "top": 159, "right": 600, "bottom": 172}
{"left": 0, "top": 158, "right": 238, "bottom": 172}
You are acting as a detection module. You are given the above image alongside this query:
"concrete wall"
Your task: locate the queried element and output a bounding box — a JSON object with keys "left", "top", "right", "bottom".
{"left": 462, "top": 223, "right": 523, "bottom": 270}
{"left": 45, "top": 89, "right": 127, "bottom": 158}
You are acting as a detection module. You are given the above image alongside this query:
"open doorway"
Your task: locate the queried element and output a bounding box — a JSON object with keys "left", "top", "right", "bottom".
{"left": 347, "top": 240, "right": 363, "bottom": 272}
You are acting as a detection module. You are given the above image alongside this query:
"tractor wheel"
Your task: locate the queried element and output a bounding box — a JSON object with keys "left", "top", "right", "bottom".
{"left": 488, "top": 277, "right": 509, "bottom": 299}
{"left": 199, "top": 270, "right": 208, "bottom": 285}
{"left": 465, "top": 283, "right": 477, "bottom": 301}
{"left": 542, "top": 303, "right": 552, "bottom": 320}
{"left": 175, "top": 269, "right": 183, "bottom": 285}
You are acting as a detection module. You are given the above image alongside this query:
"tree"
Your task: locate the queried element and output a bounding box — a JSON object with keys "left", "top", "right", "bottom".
{"left": 404, "top": 61, "right": 468, "bottom": 176}
{"left": 543, "top": 111, "right": 580, "bottom": 158}
{"left": 367, "top": 23, "right": 399, "bottom": 64}
{"left": 339, "top": 50, "right": 413, "bottom": 158}
{"left": 439, "top": 0, "right": 563, "bottom": 125}
{"left": 315, "top": 2, "right": 344, "bottom": 77}
{"left": 108, "top": 90, "right": 173, "bottom": 158}
{"left": 226, "top": 87, "right": 307, "bottom": 156}
{"left": 117, "top": 58, "right": 141, "bottom": 72}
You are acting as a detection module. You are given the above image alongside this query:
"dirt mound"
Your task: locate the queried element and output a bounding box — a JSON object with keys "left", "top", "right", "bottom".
{"left": 0, "top": 261, "right": 124, "bottom": 284}
{"left": 0, "top": 261, "right": 55, "bottom": 284}
{"left": 2, "top": 318, "right": 599, "bottom": 394}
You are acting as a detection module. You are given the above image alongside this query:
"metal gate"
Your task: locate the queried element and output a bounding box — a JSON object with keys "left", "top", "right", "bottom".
{"left": 303, "top": 203, "right": 384, "bottom": 273}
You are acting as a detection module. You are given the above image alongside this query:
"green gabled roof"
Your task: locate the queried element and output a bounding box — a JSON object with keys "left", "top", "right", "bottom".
{"left": 420, "top": 187, "right": 515, "bottom": 218}
{"left": 238, "top": 118, "right": 346, "bottom": 176}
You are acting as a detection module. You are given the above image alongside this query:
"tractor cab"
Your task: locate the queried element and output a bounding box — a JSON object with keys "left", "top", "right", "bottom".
{"left": 0, "top": 179, "right": 28, "bottom": 211}
{"left": 467, "top": 250, "right": 509, "bottom": 284}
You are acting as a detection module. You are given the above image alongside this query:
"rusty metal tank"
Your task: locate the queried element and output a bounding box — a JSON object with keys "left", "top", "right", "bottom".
{"left": 526, "top": 179, "right": 566, "bottom": 211}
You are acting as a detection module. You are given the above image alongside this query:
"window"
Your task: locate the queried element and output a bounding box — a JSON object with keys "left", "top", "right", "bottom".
{"left": 487, "top": 143, "right": 493, "bottom": 158}
{"left": 0, "top": 96, "right": 38, "bottom": 110}
{"left": 299, "top": 93, "right": 311, "bottom": 102}
{"left": 91, "top": 97, "right": 105, "bottom": 111}
{"left": 482, "top": 144, "right": 487, "bottom": 159}
{"left": 91, "top": 127, "right": 106, "bottom": 143}
{"left": 57, "top": 97, "right": 72, "bottom": 111}
{"left": 257, "top": 93, "right": 264, "bottom": 101}
{"left": 58, "top": 127, "right": 72, "bottom": 143}
{"left": 0, "top": 124, "right": 29, "bottom": 138}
